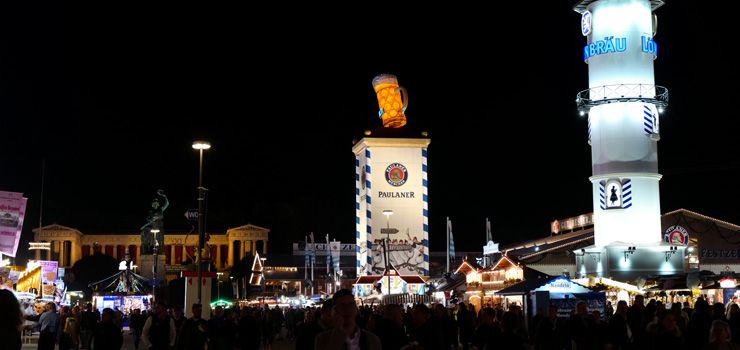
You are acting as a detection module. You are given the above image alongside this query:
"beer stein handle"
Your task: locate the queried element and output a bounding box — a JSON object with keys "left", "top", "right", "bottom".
{"left": 396, "top": 86, "right": 409, "bottom": 113}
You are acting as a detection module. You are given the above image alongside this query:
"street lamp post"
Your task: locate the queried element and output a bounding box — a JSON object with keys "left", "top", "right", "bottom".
{"left": 192, "top": 140, "right": 211, "bottom": 304}
{"left": 382, "top": 210, "right": 393, "bottom": 297}
{"left": 216, "top": 272, "right": 224, "bottom": 300}
{"left": 151, "top": 229, "right": 160, "bottom": 300}
{"left": 382, "top": 210, "right": 394, "bottom": 241}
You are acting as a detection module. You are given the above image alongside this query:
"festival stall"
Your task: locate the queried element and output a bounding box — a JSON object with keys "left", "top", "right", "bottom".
{"left": 573, "top": 276, "right": 644, "bottom": 305}
{"left": 353, "top": 264, "right": 427, "bottom": 305}
{"left": 497, "top": 276, "right": 605, "bottom": 320}
{"left": 88, "top": 268, "right": 152, "bottom": 314}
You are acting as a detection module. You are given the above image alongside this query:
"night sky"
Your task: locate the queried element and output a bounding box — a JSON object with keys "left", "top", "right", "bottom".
{"left": 1, "top": 2, "right": 738, "bottom": 264}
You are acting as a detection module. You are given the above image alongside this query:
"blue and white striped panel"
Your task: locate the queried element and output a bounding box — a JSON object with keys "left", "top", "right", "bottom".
{"left": 622, "top": 179, "right": 632, "bottom": 209}
{"left": 355, "top": 156, "right": 361, "bottom": 273}
{"left": 365, "top": 148, "right": 372, "bottom": 274}
{"left": 643, "top": 105, "right": 656, "bottom": 136}
{"left": 587, "top": 114, "right": 592, "bottom": 145}
{"left": 599, "top": 182, "right": 606, "bottom": 210}
{"left": 422, "top": 148, "right": 429, "bottom": 276}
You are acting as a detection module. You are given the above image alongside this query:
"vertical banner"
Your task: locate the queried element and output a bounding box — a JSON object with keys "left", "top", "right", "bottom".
{"left": 0, "top": 191, "right": 27, "bottom": 257}
{"left": 330, "top": 240, "right": 341, "bottom": 278}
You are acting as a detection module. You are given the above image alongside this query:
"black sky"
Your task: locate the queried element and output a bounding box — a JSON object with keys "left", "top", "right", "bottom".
{"left": 1, "top": 2, "right": 738, "bottom": 264}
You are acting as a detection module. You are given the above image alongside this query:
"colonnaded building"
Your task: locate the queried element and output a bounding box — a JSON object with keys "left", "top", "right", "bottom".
{"left": 31, "top": 223, "right": 270, "bottom": 280}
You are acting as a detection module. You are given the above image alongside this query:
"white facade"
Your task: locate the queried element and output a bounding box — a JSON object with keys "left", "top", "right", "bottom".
{"left": 584, "top": 0, "right": 662, "bottom": 246}
{"left": 575, "top": 0, "right": 685, "bottom": 280}
{"left": 353, "top": 138, "right": 430, "bottom": 276}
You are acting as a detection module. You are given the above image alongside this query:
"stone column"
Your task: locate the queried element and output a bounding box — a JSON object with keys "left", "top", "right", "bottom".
{"left": 59, "top": 240, "right": 66, "bottom": 267}
{"left": 228, "top": 240, "right": 234, "bottom": 267}
{"left": 58, "top": 241, "right": 65, "bottom": 266}
{"left": 46, "top": 242, "right": 52, "bottom": 260}
{"left": 35, "top": 248, "right": 40, "bottom": 261}
{"left": 212, "top": 244, "right": 218, "bottom": 268}
{"left": 71, "top": 240, "right": 80, "bottom": 265}
{"left": 263, "top": 240, "right": 268, "bottom": 255}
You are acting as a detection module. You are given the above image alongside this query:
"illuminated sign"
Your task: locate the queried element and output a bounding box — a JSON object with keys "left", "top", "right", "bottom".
{"left": 582, "top": 36, "right": 659, "bottom": 62}
{"left": 293, "top": 242, "right": 356, "bottom": 256}
{"left": 385, "top": 163, "right": 408, "bottom": 187}
{"left": 581, "top": 11, "right": 592, "bottom": 36}
{"left": 378, "top": 191, "right": 415, "bottom": 198}
{"left": 583, "top": 36, "right": 627, "bottom": 61}
{"left": 641, "top": 36, "right": 658, "bottom": 59}
{"left": 37, "top": 260, "right": 58, "bottom": 284}
{"left": 720, "top": 278, "right": 737, "bottom": 288}
{"left": 701, "top": 249, "right": 740, "bottom": 259}
{"left": 483, "top": 241, "right": 499, "bottom": 255}
{"left": 663, "top": 225, "right": 689, "bottom": 246}
{"left": 15, "top": 265, "right": 41, "bottom": 295}
{"left": 0, "top": 191, "right": 27, "bottom": 257}
{"left": 551, "top": 213, "right": 593, "bottom": 234}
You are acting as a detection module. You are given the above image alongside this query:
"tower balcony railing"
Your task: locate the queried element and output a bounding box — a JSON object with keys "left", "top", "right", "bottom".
{"left": 576, "top": 84, "right": 669, "bottom": 112}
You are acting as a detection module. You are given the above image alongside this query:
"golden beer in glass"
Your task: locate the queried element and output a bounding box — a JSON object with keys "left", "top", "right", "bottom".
{"left": 372, "top": 74, "right": 408, "bottom": 128}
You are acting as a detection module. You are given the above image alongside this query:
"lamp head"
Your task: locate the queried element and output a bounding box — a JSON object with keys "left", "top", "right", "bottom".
{"left": 192, "top": 141, "right": 211, "bottom": 150}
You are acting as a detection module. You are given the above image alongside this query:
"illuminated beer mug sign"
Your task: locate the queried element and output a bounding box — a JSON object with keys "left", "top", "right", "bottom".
{"left": 372, "top": 74, "right": 408, "bottom": 128}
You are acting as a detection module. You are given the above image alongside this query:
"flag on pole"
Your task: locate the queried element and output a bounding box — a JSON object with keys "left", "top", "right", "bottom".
{"left": 486, "top": 217, "right": 492, "bottom": 243}
{"left": 309, "top": 232, "right": 315, "bottom": 264}
{"left": 304, "top": 234, "right": 309, "bottom": 271}
{"left": 448, "top": 218, "right": 455, "bottom": 262}
{"left": 325, "top": 234, "right": 330, "bottom": 272}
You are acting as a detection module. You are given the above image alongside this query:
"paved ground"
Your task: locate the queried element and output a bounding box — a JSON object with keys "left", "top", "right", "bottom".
{"left": 22, "top": 328, "right": 296, "bottom": 350}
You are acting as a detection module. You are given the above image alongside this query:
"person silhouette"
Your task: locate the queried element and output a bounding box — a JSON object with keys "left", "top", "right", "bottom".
{"left": 610, "top": 186, "right": 619, "bottom": 205}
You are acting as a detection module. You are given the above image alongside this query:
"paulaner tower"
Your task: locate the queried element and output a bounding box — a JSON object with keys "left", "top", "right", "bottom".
{"left": 574, "top": 0, "right": 683, "bottom": 280}
{"left": 354, "top": 74, "right": 430, "bottom": 278}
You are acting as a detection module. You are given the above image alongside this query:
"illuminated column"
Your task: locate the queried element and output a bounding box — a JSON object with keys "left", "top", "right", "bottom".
{"left": 353, "top": 137, "right": 431, "bottom": 276}
{"left": 575, "top": 0, "right": 667, "bottom": 246}
{"left": 35, "top": 248, "right": 40, "bottom": 261}
{"left": 59, "top": 241, "right": 65, "bottom": 266}
{"left": 71, "top": 240, "right": 80, "bottom": 265}
{"left": 213, "top": 246, "right": 219, "bottom": 268}
{"left": 228, "top": 241, "right": 234, "bottom": 267}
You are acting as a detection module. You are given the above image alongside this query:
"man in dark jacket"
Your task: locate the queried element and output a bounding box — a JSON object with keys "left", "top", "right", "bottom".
{"left": 314, "top": 289, "right": 381, "bottom": 350}
{"left": 409, "top": 304, "right": 444, "bottom": 350}
{"left": 93, "top": 308, "right": 123, "bottom": 350}
{"left": 143, "top": 302, "right": 176, "bottom": 350}
{"left": 609, "top": 300, "right": 632, "bottom": 349}
{"left": 178, "top": 303, "right": 208, "bottom": 350}
{"left": 130, "top": 309, "right": 145, "bottom": 350}
{"left": 238, "top": 307, "right": 262, "bottom": 350}
{"left": 375, "top": 304, "right": 409, "bottom": 350}
{"left": 79, "top": 303, "right": 98, "bottom": 350}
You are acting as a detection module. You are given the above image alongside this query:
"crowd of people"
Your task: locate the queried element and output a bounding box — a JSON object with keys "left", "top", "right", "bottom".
{"left": 298, "top": 292, "right": 740, "bottom": 350}
{"left": 3, "top": 287, "right": 740, "bottom": 349}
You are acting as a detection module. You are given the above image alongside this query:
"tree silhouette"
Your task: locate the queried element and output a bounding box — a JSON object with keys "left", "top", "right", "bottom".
{"left": 69, "top": 253, "right": 119, "bottom": 297}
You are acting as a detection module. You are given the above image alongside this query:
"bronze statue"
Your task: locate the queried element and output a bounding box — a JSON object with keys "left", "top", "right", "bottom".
{"left": 140, "top": 190, "right": 169, "bottom": 255}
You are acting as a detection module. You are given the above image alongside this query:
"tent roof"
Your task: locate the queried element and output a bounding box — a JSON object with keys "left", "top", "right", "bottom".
{"left": 88, "top": 269, "right": 151, "bottom": 295}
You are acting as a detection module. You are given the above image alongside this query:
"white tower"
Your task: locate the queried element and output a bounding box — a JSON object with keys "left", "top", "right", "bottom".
{"left": 354, "top": 136, "right": 430, "bottom": 277}
{"left": 574, "top": 0, "right": 683, "bottom": 280}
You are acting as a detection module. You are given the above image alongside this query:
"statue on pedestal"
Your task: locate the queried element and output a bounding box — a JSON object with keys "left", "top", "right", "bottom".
{"left": 140, "top": 190, "right": 169, "bottom": 255}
